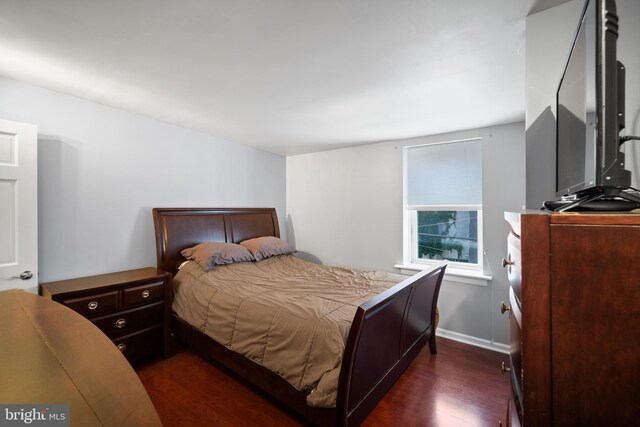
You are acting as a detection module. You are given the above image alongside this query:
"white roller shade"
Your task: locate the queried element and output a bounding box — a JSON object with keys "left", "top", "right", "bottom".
{"left": 406, "top": 139, "right": 482, "bottom": 206}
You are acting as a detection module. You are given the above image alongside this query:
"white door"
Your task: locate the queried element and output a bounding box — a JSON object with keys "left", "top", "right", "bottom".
{"left": 0, "top": 119, "right": 37, "bottom": 293}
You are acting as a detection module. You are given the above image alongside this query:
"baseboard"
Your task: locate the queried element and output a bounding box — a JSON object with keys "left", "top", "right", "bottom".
{"left": 436, "top": 328, "right": 509, "bottom": 354}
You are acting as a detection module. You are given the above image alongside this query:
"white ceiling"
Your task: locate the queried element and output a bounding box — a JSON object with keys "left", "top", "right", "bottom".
{"left": 0, "top": 0, "right": 542, "bottom": 156}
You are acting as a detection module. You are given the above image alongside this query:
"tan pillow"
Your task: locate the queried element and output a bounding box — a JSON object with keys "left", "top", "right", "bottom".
{"left": 239, "top": 236, "right": 295, "bottom": 261}
{"left": 181, "top": 242, "right": 254, "bottom": 271}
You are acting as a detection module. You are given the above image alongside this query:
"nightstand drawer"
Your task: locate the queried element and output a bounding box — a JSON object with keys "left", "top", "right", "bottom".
{"left": 63, "top": 291, "right": 119, "bottom": 317}
{"left": 114, "top": 324, "right": 163, "bottom": 362}
{"left": 92, "top": 301, "right": 163, "bottom": 338}
{"left": 122, "top": 281, "right": 163, "bottom": 307}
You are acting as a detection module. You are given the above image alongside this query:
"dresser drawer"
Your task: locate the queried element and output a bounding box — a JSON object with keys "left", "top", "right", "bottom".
{"left": 122, "top": 281, "right": 164, "bottom": 307}
{"left": 114, "top": 324, "right": 163, "bottom": 363}
{"left": 506, "top": 231, "right": 522, "bottom": 302}
{"left": 92, "top": 301, "right": 163, "bottom": 339}
{"left": 62, "top": 291, "right": 119, "bottom": 317}
{"left": 509, "top": 287, "right": 523, "bottom": 410}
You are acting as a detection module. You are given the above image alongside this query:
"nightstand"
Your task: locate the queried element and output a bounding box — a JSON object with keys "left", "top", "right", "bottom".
{"left": 39, "top": 267, "right": 171, "bottom": 363}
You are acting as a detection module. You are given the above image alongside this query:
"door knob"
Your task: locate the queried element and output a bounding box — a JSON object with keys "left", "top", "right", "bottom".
{"left": 11, "top": 271, "right": 33, "bottom": 280}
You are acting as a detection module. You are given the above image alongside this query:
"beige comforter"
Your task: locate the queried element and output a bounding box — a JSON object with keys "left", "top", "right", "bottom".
{"left": 172, "top": 254, "right": 405, "bottom": 408}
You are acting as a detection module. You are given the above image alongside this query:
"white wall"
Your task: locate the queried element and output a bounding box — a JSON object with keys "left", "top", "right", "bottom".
{"left": 0, "top": 77, "right": 286, "bottom": 284}
{"left": 287, "top": 122, "right": 525, "bottom": 345}
{"left": 526, "top": 0, "right": 640, "bottom": 207}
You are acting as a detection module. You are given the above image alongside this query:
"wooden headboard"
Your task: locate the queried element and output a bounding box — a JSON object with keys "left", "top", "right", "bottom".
{"left": 152, "top": 208, "right": 280, "bottom": 276}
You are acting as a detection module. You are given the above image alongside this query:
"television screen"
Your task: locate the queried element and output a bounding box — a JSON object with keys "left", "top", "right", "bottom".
{"left": 554, "top": 0, "right": 630, "bottom": 199}
{"left": 547, "top": 0, "right": 640, "bottom": 211}
{"left": 556, "top": 0, "right": 597, "bottom": 195}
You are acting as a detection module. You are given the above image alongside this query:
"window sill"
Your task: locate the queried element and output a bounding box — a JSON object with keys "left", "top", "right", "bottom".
{"left": 394, "top": 263, "right": 491, "bottom": 287}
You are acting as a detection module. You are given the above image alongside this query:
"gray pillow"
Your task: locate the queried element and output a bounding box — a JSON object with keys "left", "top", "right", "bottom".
{"left": 239, "top": 236, "right": 295, "bottom": 261}
{"left": 181, "top": 242, "right": 254, "bottom": 271}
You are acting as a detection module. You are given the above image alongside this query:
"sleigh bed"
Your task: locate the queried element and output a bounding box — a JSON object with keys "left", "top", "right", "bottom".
{"left": 152, "top": 207, "right": 446, "bottom": 426}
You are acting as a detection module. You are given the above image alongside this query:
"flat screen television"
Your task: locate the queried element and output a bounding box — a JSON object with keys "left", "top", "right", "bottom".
{"left": 548, "top": 0, "right": 640, "bottom": 211}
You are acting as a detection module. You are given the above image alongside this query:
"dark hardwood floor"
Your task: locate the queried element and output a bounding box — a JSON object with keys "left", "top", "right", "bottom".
{"left": 135, "top": 337, "right": 509, "bottom": 426}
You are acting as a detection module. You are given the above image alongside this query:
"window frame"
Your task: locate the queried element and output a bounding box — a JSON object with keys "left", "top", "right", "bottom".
{"left": 407, "top": 205, "right": 483, "bottom": 272}
{"left": 402, "top": 138, "right": 484, "bottom": 274}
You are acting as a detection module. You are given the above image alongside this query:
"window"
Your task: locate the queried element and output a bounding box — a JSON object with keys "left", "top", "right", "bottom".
{"left": 403, "top": 138, "right": 483, "bottom": 272}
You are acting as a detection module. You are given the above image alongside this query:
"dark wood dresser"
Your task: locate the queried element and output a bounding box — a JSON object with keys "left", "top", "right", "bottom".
{"left": 0, "top": 289, "right": 162, "bottom": 426}
{"left": 40, "top": 267, "right": 171, "bottom": 363}
{"left": 502, "top": 212, "right": 640, "bottom": 427}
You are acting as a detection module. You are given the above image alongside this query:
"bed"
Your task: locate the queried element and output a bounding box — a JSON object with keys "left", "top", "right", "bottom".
{"left": 152, "top": 207, "right": 446, "bottom": 426}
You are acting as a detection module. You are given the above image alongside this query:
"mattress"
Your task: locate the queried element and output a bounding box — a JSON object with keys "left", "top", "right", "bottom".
{"left": 171, "top": 254, "right": 405, "bottom": 407}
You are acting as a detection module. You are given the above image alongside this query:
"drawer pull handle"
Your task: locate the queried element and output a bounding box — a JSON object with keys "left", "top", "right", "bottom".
{"left": 141, "top": 290, "right": 150, "bottom": 298}
{"left": 88, "top": 301, "right": 98, "bottom": 310}
{"left": 117, "top": 343, "right": 126, "bottom": 352}
{"left": 501, "top": 361, "right": 511, "bottom": 375}
{"left": 500, "top": 301, "right": 511, "bottom": 314}
{"left": 502, "top": 257, "right": 514, "bottom": 268}
{"left": 115, "top": 318, "right": 126, "bottom": 328}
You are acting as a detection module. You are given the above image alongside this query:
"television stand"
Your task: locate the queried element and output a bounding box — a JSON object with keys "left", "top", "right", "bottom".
{"left": 542, "top": 187, "right": 640, "bottom": 212}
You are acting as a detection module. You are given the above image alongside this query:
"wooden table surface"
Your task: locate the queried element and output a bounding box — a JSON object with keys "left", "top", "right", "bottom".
{"left": 0, "top": 289, "right": 162, "bottom": 426}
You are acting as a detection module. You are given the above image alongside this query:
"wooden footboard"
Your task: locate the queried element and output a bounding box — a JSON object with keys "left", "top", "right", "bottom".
{"left": 337, "top": 262, "right": 447, "bottom": 426}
